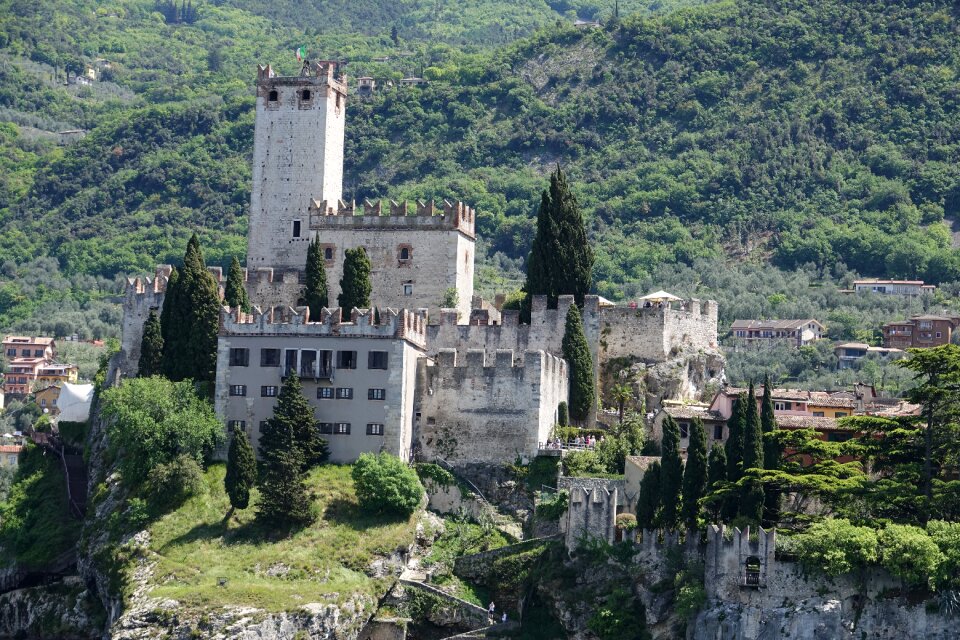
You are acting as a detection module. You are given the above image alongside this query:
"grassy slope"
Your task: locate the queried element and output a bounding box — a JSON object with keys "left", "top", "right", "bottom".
{"left": 144, "top": 463, "right": 417, "bottom": 611}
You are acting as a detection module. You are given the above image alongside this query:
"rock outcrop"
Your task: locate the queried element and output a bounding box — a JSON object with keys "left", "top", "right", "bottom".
{"left": 0, "top": 577, "right": 103, "bottom": 639}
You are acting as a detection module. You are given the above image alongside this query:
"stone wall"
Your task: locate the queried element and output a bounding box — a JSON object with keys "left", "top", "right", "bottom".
{"left": 118, "top": 266, "right": 171, "bottom": 378}
{"left": 453, "top": 536, "right": 561, "bottom": 582}
{"left": 416, "top": 349, "right": 567, "bottom": 465}
{"left": 598, "top": 299, "right": 718, "bottom": 364}
{"left": 559, "top": 477, "right": 625, "bottom": 550}
{"left": 245, "top": 267, "right": 305, "bottom": 310}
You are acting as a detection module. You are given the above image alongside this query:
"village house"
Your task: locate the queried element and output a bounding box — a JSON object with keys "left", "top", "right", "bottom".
{"left": 852, "top": 279, "right": 936, "bottom": 296}
{"left": 883, "top": 315, "right": 959, "bottom": 350}
{"left": 649, "top": 403, "right": 727, "bottom": 452}
{"left": 833, "top": 342, "right": 904, "bottom": 369}
{"left": 730, "top": 319, "right": 825, "bottom": 347}
{"left": 3, "top": 357, "right": 48, "bottom": 398}
{"left": 0, "top": 432, "right": 23, "bottom": 468}
{"left": 3, "top": 336, "right": 56, "bottom": 361}
{"left": 35, "top": 363, "right": 79, "bottom": 388}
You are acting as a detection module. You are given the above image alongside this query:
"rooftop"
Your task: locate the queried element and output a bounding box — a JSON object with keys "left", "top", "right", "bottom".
{"left": 853, "top": 279, "right": 931, "bottom": 286}
{"left": 661, "top": 405, "right": 725, "bottom": 421}
{"left": 2, "top": 336, "right": 54, "bottom": 345}
{"left": 776, "top": 415, "right": 841, "bottom": 430}
{"left": 731, "top": 319, "right": 824, "bottom": 330}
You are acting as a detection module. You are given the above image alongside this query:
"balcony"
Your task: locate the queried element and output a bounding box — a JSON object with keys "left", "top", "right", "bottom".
{"left": 283, "top": 365, "right": 334, "bottom": 381}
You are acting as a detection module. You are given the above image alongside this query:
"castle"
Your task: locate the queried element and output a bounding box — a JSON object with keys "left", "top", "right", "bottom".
{"left": 119, "top": 61, "right": 720, "bottom": 466}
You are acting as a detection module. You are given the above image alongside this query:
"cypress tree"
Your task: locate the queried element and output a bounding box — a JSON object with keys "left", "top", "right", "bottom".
{"left": 303, "top": 236, "right": 329, "bottom": 318}
{"left": 636, "top": 460, "right": 661, "bottom": 530}
{"left": 161, "top": 235, "right": 221, "bottom": 383}
{"left": 739, "top": 383, "right": 765, "bottom": 523}
{"left": 523, "top": 165, "right": 594, "bottom": 315}
{"left": 225, "top": 429, "right": 257, "bottom": 511}
{"left": 681, "top": 418, "right": 708, "bottom": 530}
{"left": 274, "top": 371, "right": 329, "bottom": 469}
{"left": 760, "top": 376, "right": 782, "bottom": 526}
{"left": 659, "top": 414, "right": 684, "bottom": 529}
{"left": 706, "top": 444, "right": 727, "bottom": 522}
{"left": 561, "top": 303, "right": 595, "bottom": 424}
{"left": 159, "top": 266, "right": 179, "bottom": 374}
{"left": 257, "top": 373, "right": 314, "bottom": 527}
{"left": 137, "top": 310, "right": 164, "bottom": 377}
{"left": 224, "top": 256, "right": 250, "bottom": 312}
{"left": 722, "top": 394, "right": 746, "bottom": 522}
{"left": 338, "top": 247, "right": 372, "bottom": 311}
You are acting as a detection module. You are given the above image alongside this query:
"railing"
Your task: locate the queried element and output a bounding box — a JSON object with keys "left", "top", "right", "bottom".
{"left": 285, "top": 365, "right": 335, "bottom": 380}
{"left": 739, "top": 571, "right": 763, "bottom": 588}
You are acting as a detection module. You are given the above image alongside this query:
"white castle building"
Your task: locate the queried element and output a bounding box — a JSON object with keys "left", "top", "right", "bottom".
{"left": 119, "top": 61, "right": 720, "bottom": 466}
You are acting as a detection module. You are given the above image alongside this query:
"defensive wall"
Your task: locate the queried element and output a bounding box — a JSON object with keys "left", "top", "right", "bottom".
{"left": 415, "top": 349, "right": 568, "bottom": 465}
{"left": 599, "top": 299, "right": 718, "bottom": 363}
{"left": 559, "top": 476, "right": 625, "bottom": 550}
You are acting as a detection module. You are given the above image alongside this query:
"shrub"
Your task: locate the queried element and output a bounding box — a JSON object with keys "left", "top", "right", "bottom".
{"left": 562, "top": 450, "right": 607, "bottom": 477}
{"left": 794, "top": 518, "right": 879, "bottom": 576}
{"left": 415, "top": 463, "right": 455, "bottom": 488}
{"left": 536, "top": 490, "right": 569, "bottom": 521}
{"left": 879, "top": 524, "right": 943, "bottom": 587}
{"left": 352, "top": 453, "right": 424, "bottom": 517}
{"left": 615, "top": 513, "right": 637, "bottom": 531}
{"left": 928, "top": 520, "right": 960, "bottom": 589}
{"left": 144, "top": 455, "right": 206, "bottom": 513}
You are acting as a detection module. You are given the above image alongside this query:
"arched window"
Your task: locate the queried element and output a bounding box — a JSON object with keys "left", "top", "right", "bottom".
{"left": 400, "top": 247, "right": 410, "bottom": 261}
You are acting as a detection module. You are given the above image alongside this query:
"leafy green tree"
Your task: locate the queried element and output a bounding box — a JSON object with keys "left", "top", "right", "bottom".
{"left": 706, "top": 444, "right": 727, "bottom": 522}
{"left": 524, "top": 165, "right": 594, "bottom": 312}
{"left": 760, "top": 376, "right": 782, "bottom": 526}
{"left": 441, "top": 286, "right": 459, "bottom": 309}
{"left": 144, "top": 454, "right": 205, "bottom": 513}
{"left": 879, "top": 524, "right": 943, "bottom": 586}
{"left": 338, "top": 247, "right": 372, "bottom": 311}
{"left": 739, "top": 383, "right": 764, "bottom": 523}
{"left": 225, "top": 429, "right": 257, "bottom": 511}
{"left": 659, "top": 414, "right": 684, "bottom": 529}
{"left": 303, "top": 236, "right": 328, "bottom": 317}
{"left": 258, "top": 376, "right": 314, "bottom": 528}
{"left": 101, "top": 376, "right": 224, "bottom": 486}
{"left": 562, "top": 303, "right": 595, "bottom": 424}
{"left": 161, "top": 235, "right": 221, "bottom": 383}
{"left": 794, "top": 518, "right": 879, "bottom": 577}
{"left": 224, "top": 256, "right": 250, "bottom": 312}
{"left": 137, "top": 310, "right": 164, "bottom": 377}
{"left": 636, "top": 460, "right": 661, "bottom": 530}
{"left": 352, "top": 452, "right": 424, "bottom": 517}
{"left": 681, "top": 418, "right": 708, "bottom": 530}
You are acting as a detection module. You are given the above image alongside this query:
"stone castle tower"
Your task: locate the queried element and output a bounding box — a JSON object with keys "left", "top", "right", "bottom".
{"left": 247, "top": 61, "right": 347, "bottom": 271}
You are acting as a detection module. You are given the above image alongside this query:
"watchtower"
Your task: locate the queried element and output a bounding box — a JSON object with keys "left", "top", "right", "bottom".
{"left": 247, "top": 61, "right": 347, "bottom": 271}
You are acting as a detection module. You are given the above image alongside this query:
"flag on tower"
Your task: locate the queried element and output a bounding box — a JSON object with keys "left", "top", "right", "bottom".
{"left": 295, "top": 46, "right": 306, "bottom": 62}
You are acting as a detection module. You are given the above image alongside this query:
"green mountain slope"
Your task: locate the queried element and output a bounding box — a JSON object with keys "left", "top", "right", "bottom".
{"left": 2, "top": 0, "right": 960, "bottom": 315}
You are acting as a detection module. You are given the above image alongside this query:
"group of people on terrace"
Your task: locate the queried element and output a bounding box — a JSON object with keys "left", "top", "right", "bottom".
{"left": 542, "top": 434, "right": 604, "bottom": 450}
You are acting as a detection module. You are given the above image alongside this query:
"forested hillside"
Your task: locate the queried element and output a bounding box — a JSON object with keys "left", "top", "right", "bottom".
{"left": 1, "top": 0, "right": 960, "bottom": 332}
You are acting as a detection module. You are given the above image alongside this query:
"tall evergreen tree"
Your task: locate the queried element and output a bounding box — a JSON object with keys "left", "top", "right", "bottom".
{"left": 161, "top": 235, "right": 221, "bottom": 383}
{"left": 706, "top": 444, "right": 727, "bottom": 522}
{"left": 636, "top": 460, "right": 661, "bottom": 530}
{"left": 338, "top": 247, "right": 372, "bottom": 311}
{"left": 760, "top": 376, "right": 782, "bottom": 526}
{"left": 257, "top": 373, "right": 315, "bottom": 527}
{"left": 225, "top": 429, "right": 257, "bottom": 511}
{"left": 159, "top": 266, "right": 179, "bottom": 366}
{"left": 659, "top": 414, "right": 684, "bottom": 529}
{"left": 523, "top": 166, "right": 594, "bottom": 315}
{"left": 681, "top": 418, "right": 708, "bottom": 530}
{"left": 722, "top": 394, "right": 746, "bottom": 522}
{"left": 274, "top": 371, "right": 329, "bottom": 469}
{"left": 561, "top": 303, "right": 595, "bottom": 424}
{"left": 137, "top": 310, "right": 164, "bottom": 377}
{"left": 739, "top": 383, "right": 765, "bottom": 523}
{"left": 303, "top": 236, "right": 329, "bottom": 318}
{"left": 224, "top": 256, "right": 250, "bottom": 312}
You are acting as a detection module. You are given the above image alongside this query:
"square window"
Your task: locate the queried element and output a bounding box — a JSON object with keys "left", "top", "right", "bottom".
{"left": 403, "top": 282, "right": 413, "bottom": 296}
{"left": 337, "top": 350, "right": 357, "bottom": 369}
{"left": 5, "top": 349, "right": 15, "bottom": 357}
{"left": 228, "top": 420, "right": 246, "bottom": 432}
{"left": 229, "top": 385, "right": 247, "bottom": 397}
{"left": 835, "top": 412, "right": 848, "bottom": 418}
{"left": 229, "top": 348, "right": 250, "bottom": 367}
{"left": 368, "top": 351, "right": 388, "bottom": 369}
{"left": 33, "top": 349, "right": 43, "bottom": 357}
{"left": 261, "top": 349, "right": 281, "bottom": 367}
{"left": 812, "top": 411, "right": 824, "bottom": 417}
{"left": 319, "top": 422, "right": 333, "bottom": 434}
{"left": 336, "top": 387, "right": 353, "bottom": 399}
{"left": 334, "top": 423, "right": 351, "bottom": 435}
{"left": 318, "top": 387, "right": 334, "bottom": 399}
{"left": 936, "top": 332, "right": 942, "bottom": 338}
{"left": 21, "top": 349, "right": 29, "bottom": 356}
{"left": 368, "top": 388, "right": 385, "bottom": 400}
{"left": 367, "top": 423, "right": 384, "bottom": 436}
{"left": 261, "top": 385, "right": 278, "bottom": 397}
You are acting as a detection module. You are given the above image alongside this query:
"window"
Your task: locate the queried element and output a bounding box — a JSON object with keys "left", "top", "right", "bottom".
{"left": 937, "top": 332, "right": 943, "bottom": 338}
{"left": 292, "top": 220, "right": 301, "bottom": 238}
{"left": 318, "top": 387, "right": 334, "bottom": 399}
{"left": 285, "top": 349, "right": 298, "bottom": 375}
{"left": 228, "top": 420, "right": 246, "bottom": 432}
{"left": 713, "top": 424, "right": 723, "bottom": 440}
{"left": 33, "top": 349, "right": 43, "bottom": 357}
{"left": 368, "top": 388, "right": 385, "bottom": 400}
{"left": 679, "top": 422, "right": 689, "bottom": 438}
{"left": 368, "top": 351, "right": 388, "bottom": 369}
{"left": 334, "top": 423, "right": 351, "bottom": 435}
{"left": 319, "top": 422, "right": 333, "bottom": 434}
{"left": 21, "top": 349, "right": 29, "bottom": 356}
{"left": 336, "top": 387, "right": 353, "bottom": 399}
{"left": 40, "top": 399, "right": 46, "bottom": 407}
{"left": 229, "top": 385, "right": 247, "bottom": 397}
{"left": 835, "top": 411, "right": 848, "bottom": 418}
{"left": 300, "top": 349, "right": 317, "bottom": 378}
{"left": 268, "top": 89, "right": 278, "bottom": 102}
{"left": 337, "top": 350, "right": 357, "bottom": 369}
{"left": 774, "top": 401, "right": 791, "bottom": 411}
{"left": 261, "top": 349, "right": 281, "bottom": 367}
{"left": 400, "top": 247, "right": 410, "bottom": 260}
{"left": 403, "top": 282, "right": 413, "bottom": 296}
{"left": 324, "top": 246, "right": 334, "bottom": 261}
{"left": 261, "top": 385, "right": 278, "bottom": 397}
{"left": 229, "top": 348, "right": 249, "bottom": 367}
{"left": 301, "top": 89, "right": 312, "bottom": 101}
{"left": 367, "top": 423, "right": 384, "bottom": 436}
{"left": 812, "top": 411, "right": 825, "bottom": 417}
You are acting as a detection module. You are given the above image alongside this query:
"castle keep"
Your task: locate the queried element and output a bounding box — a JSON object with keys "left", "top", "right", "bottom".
{"left": 119, "top": 62, "right": 721, "bottom": 466}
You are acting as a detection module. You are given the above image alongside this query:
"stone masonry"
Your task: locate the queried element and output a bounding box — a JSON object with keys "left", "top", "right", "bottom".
{"left": 559, "top": 477, "right": 625, "bottom": 550}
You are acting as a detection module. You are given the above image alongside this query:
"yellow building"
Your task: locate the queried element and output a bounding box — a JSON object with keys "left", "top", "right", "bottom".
{"left": 34, "top": 363, "right": 79, "bottom": 388}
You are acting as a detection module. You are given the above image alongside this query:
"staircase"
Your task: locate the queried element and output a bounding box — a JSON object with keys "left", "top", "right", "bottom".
{"left": 30, "top": 432, "right": 87, "bottom": 519}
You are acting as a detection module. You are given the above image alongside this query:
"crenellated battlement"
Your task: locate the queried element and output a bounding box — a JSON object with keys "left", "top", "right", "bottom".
{"left": 428, "top": 347, "right": 567, "bottom": 378}
{"left": 308, "top": 198, "right": 476, "bottom": 239}
{"left": 705, "top": 524, "right": 776, "bottom": 596}
{"left": 255, "top": 61, "right": 347, "bottom": 93}
{"left": 220, "top": 305, "right": 428, "bottom": 348}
